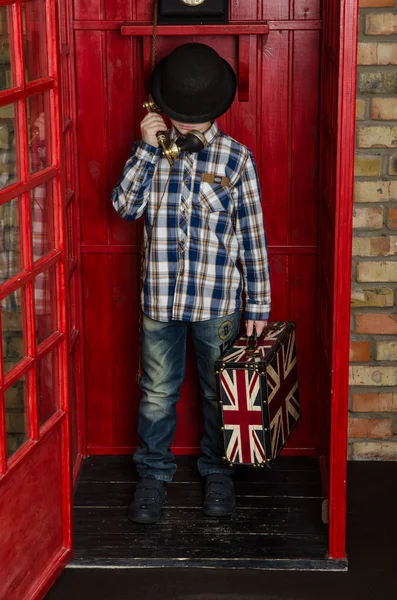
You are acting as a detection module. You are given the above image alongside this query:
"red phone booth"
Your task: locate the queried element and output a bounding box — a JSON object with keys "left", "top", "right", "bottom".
{"left": 0, "top": 0, "right": 358, "bottom": 597}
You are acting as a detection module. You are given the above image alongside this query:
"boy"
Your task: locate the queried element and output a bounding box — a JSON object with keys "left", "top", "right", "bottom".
{"left": 111, "top": 43, "right": 271, "bottom": 524}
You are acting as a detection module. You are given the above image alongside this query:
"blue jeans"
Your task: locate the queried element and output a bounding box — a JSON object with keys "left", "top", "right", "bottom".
{"left": 133, "top": 310, "right": 242, "bottom": 482}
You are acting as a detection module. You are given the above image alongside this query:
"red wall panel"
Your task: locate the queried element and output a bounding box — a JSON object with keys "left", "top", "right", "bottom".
{"left": 291, "top": 30, "right": 320, "bottom": 246}
{"left": 83, "top": 254, "right": 114, "bottom": 447}
{"left": 111, "top": 253, "right": 141, "bottom": 447}
{"left": 74, "top": 0, "right": 103, "bottom": 20}
{"left": 105, "top": 0, "right": 133, "bottom": 21}
{"left": 75, "top": 31, "right": 108, "bottom": 245}
{"left": 75, "top": 1, "right": 322, "bottom": 454}
{"left": 288, "top": 253, "right": 317, "bottom": 450}
{"left": 294, "top": 0, "right": 320, "bottom": 20}
{"left": 258, "top": 30, "right": 289, "bottom": 245}
{"left": 73, "top": 0, "right": 321, "bottom": 23}
{"left": 106, "top": 33, "right": 141, "bottom": 246}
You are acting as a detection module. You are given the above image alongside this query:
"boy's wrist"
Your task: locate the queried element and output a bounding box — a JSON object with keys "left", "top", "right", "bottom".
{"left": 244, "top": 306, "right": 270, "bottom": 321}
{"left": 136, "top": 140, "right": 162, "bottom": 163}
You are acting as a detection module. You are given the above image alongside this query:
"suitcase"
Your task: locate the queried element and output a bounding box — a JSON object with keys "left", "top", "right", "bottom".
{"left": 215, "top": 321, "right": 301, "bottom": 468}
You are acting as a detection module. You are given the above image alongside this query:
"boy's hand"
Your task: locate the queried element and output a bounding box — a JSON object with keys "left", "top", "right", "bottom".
{"left": 246, "top": 319, "right": 268, "bottom": 337}
{"left": 140, "top": 113, "right": 168, "bottom": 148}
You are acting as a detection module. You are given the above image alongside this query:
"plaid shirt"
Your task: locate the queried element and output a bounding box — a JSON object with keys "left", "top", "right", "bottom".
{"left": 111, "top": 121, "right": 271, "bottom": 322}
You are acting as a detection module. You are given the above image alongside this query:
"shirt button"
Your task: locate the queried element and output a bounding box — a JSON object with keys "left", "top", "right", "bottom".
{"left": 149, "top": 152, "right": 153, "bottom": 157}
{"left": 184, "top": 178, "right": 190, "bottom": 185}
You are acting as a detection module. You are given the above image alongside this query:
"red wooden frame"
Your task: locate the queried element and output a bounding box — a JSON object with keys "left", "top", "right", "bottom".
{"left": 72, "top": 0, "right": 357, "bottom": 565}
{"left": 56, "top": 0, "right": 86, "bottom": 488}
{"left": 327, "top": 0, "right": 358, "bottom": 560}
{"left": 0, "top": 0, "right": 359, "bottom": 593}
{"left": 0, "top": 1, "right": 74, "bottom": 597}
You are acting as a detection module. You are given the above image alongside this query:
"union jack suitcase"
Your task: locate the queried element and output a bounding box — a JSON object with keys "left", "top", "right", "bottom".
{"left": 215, "top": 322, "right": 301, "bottom": 468}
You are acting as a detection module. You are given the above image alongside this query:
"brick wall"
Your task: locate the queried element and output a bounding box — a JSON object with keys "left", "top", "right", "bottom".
{"left": 350, "top": 0, "right": 397, "bottom": 460}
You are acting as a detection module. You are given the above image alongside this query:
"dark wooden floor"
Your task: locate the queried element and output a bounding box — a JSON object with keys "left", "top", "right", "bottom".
{"left": 46, "top": 460, "right": 397, "bottom": 600}
{"left": 69, "top": 455, "right": 337, "bottom": 570}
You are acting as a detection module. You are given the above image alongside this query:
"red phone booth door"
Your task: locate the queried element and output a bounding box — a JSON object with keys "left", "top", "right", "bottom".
{"left": 77, "top": 0, "right": 321, "bottom": 455}
{"left": 0, "top": 2, "right": 74, "bottom": 598}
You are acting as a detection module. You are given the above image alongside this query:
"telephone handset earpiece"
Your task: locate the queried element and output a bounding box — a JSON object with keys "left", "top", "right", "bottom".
{"left": 142, "top": 96, "right": 207, "bottom": 166}
{"left": 178, "top": 131, "right": 206, "bottom": 154}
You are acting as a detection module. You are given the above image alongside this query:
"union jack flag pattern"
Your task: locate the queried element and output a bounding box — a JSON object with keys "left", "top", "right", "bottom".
{"left": 215, "top": 322, "right": 301, "bottom": 467}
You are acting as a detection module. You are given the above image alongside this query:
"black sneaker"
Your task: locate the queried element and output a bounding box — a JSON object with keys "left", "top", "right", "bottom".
{"left": 128, "top": 477, "right": 167, "bottom": 524}
{"left": 203, "top": 474, "right": 236, "bottom": 517}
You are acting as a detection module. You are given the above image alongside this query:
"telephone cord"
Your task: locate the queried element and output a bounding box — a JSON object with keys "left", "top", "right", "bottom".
{"left": 151, "top": 0, "right": 158, "bottom": 72}
{"left": 136, "top": 0, "right": 160, "bottom": 382}
{"left": 135, "top": 163, "right": 172, "bottom": 383}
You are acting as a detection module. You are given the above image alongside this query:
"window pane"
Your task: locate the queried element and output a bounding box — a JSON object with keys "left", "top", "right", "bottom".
{"left": 1, "top": 290, "right": 24, "bottom": 375}
{"left": 38, "top": 348, "right": 59, "bottom": 426}
{"left": 35, "top": 264, "right": 57, "bottom": 344}
{"left": 31, "top": 180, "right": 55, "bottom": 260}
{"left": 0, "top": 6, "right": 13, "bottom": 91}
{"left": 0, "top": 198, "right": 21, "bottom": 281}
{"left": 0, "top": 104, "right": 17, "bottom": 190}
{"left": 23, "top": 0, "right": 48, "bottom": 82}
{"left": 6, "top": 375, "right": 27, "bottom": 458}
{"left": 28, "top": 93, "right": 50, "bottom": 174}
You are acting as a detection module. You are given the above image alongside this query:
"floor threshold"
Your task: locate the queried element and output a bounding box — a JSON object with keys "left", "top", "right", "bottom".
{"left": 71, "top": 455, "right": 339, "bottom": 571}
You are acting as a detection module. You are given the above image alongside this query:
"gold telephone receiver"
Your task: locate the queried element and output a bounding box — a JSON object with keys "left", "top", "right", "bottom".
{"left": 142, "top": 97, "right": 207, "bottom": 166}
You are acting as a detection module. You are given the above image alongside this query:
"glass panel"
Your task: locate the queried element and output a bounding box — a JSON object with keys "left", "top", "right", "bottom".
{"left": 0, "top": 104, "right": 17, "bottom": 190}
{"left": 23, "top": 0, "right": 48, "bottom": 82}
{"left": 0, "top": 6, "right": 13, "bottom": 91}
{"left": 31, "top": 180, "right": 55, "bottom": 260}
{"left": 38, "top": 348, "right": 59, "bottom": 426}
{"left": 5, "top": 375, "right": 27, "bottom": 458}
{"left": 0, "top": 198, "right": 21, "bottom": 282}
{"left": 1, "top": 290, "right": 24, "bottom": 375}
{"left": 35, "top": 264, "right": 57, "bottom": 344}
{"left": 28, "top": 93, "right": 50, "bottom": 174}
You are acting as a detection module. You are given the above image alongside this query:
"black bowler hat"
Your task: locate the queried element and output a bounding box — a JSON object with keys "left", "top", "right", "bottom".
{"left": 150, "top": 43, "right": 237, "bottom": 123}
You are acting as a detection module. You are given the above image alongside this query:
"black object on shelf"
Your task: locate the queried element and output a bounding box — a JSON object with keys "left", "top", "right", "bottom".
{"left": 158, "top": 0, "right": 228, "bottom": 25}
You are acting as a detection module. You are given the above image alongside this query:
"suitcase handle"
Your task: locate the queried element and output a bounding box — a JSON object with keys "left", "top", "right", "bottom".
{"left": 246, "top": 328, "right": 260, "bottom": 356}
{"left": 246, "top": 323, "right": 277, "bottom": 356}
